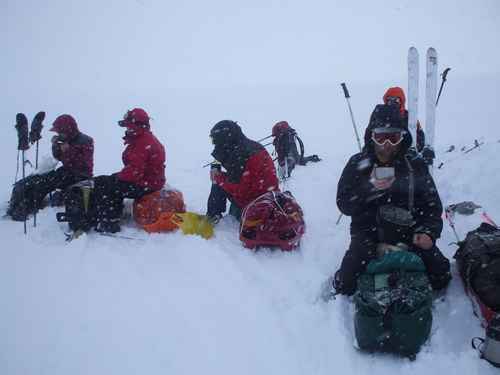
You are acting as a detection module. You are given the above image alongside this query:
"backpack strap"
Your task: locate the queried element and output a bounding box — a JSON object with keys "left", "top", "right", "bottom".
{"left": 404, "top": 156, "right": 415, "bottom": 213}
{"left": 295, "top": 134, "right": 305, "bottom": 161}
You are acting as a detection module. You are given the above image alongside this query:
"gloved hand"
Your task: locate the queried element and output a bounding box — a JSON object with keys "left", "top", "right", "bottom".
{"left": 421, "top": 146, "right": 435, "bottom": 166}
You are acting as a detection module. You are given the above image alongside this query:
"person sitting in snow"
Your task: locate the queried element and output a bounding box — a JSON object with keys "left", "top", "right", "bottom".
{"left": 206, "top": 120, "right": 279, "bottom": 223}
{"left": 364, "top": 87, "right": 433, "bottom": 163}
{"left": 93, "top": 108, "right": 166, "bottom": 233}
{"left": 333, "top": 104, "right": 451, "bottom": 296}
{"left": 7, "top": 114, "right": 94, "bottom": 221}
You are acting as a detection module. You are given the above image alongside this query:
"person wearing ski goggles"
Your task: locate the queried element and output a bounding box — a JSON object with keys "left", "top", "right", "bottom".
{"left": 333, "top": 103, "right": 451, "bottom": 297}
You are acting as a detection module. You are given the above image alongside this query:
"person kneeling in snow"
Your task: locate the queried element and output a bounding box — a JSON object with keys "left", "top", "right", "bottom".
{"left": 333, "top": 104, "right": 451, "bottom": 296}
{"left": 93, "top": 108, "right": 166, "bottom": 233}
{"left": 206, "top": 120, "right": 279, "bottom": 223}
{"left": 7, "top": 114, "right": 94, "bottom": 221}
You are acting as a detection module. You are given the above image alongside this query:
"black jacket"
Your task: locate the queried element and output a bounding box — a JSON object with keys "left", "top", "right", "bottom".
{"left": 338, "top": 106, "right": 442, "bottom": 242}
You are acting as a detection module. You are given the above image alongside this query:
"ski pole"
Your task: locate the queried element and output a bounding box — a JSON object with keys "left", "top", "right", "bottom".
{"left": 436, "top": 68, "right": 451, "bottom": 107}
{"left": 15, "top": 113, "right": 30, "bottom": 234}
{"left": 35, "top": 141, "right": 39, "bottom": 169}
{"left": 203, "top": 140, "right": 274, "bottom": 167}
{"left": 29, "top": 111, "right": 45, "bottom": 228}
{"left": 444, "top": 208, "right": 460, "bottom": 243}
{"left": 337, "top": 83, "right": 362, "bottom": 225}
{"left": 341, "top": 83, "right": 362, "bottom": 152}
{"left": 257, "top": 135, "right": 272, "bottom": 143}
{"left": 22, "top": 150, "right": 27, "bottom": 234}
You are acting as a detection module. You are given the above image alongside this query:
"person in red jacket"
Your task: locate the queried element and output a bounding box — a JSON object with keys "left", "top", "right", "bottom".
{"left": 94, "top": 108, "right": 166, "bottom": 233}
{"left": 207, "top": 120, "right": 279, "bottom": 223}
{"left": 7, "top": 114, "right": 94, "bottom": 221}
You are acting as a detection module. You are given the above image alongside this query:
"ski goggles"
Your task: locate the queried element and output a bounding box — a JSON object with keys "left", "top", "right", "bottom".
{"left": 385, "top": 96, "right": 402, "bottom": 106}
{"left": 371, "top": 128, "right": 404, "bottom": 146}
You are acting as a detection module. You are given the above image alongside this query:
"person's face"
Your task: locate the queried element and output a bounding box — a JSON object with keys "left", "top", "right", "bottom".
{"left": 374, "top": 142, "right": 401, "bottom": 162}
{"left": 371, "top": 128, "right": 403, "bottom": 162}
{"left": 385, "top": 96, "right": 402, "bottom": 107}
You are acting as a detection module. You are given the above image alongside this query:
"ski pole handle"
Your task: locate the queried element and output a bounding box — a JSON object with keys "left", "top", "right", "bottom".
{"left": 441, "top": 67, "right": 451, "bottom": 81}
{"left": 341, "top": 83, "right": 350, "bottom": 98}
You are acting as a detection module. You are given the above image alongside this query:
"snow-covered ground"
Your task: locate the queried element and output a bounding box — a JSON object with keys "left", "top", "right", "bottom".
{"left": 2, "top": 1, "right": 500, "bottom": 374}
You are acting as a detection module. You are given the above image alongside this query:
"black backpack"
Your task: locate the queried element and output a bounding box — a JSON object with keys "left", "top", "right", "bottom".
{"left": 454, "top": 222, "right": 500, "bottom": 311}
{"left": 56, "top": 180, "right": 97, "bottom": 232}
{"left": 272, "top": 124, "right": 320, "bottom": 178}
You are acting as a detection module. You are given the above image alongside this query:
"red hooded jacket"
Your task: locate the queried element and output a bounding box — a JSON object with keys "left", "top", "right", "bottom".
{"left": 51, "top": 114, "right": 94, "bottom": 177}
{"left": 213, "top": 149, "right": 279, "bottom": 208}
{"left": 117, "top": 128, "right": 166, "bottom": 191}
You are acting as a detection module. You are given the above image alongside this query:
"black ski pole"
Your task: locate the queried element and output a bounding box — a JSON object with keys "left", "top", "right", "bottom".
{"left": 15, "top": 113, "right": 30, "bottom": 234}
{"left": 30, "top": 111, "right": 45, "bottom": 228}
{"left": 257, "top": 135, "right": 272, "bottom": 143}
{"left": 337, "top": 83, "right": 362, "bottom": 225}
{"left": 341, "top": 83, "right": 362, "bottom": 152}
{"left": 30, "top": 111, "right": 45, "bottom": 169}
{"left": 436, "top": 68, "right": 451, "bottom": 106}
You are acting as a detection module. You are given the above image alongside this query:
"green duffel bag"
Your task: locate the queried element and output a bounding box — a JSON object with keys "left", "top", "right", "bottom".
{"left": 354, "top": 249, "right": 433, "bottom": 359}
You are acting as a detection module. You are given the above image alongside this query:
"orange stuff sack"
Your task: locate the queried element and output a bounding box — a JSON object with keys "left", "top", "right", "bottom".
{"left": 133, "top": 188, "right": 186, "bottom": 232}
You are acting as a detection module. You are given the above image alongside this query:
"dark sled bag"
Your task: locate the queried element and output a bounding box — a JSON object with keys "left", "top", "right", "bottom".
{"left": 454, "top": 222, "right": 500, "bottom": 323}
{"left": 56, "top": 180, "right": 97, "bottom": 232}
{"left": 354, "top": 249, "right": 433, "bottom": 358}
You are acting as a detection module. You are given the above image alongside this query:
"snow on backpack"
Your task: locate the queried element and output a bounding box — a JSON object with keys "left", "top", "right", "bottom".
{"left": 56, "top": 179, "right": 97, "bottom": 232}
{"left": 133, "top": 187, "right": 186, "bottom": 233}
{"left": 454, "top": 222, "right": 500, "bottom": 325}
{"left": 240, "top": 191, "right": 305, "bottom": 251}
{"left": 453, "top": 222, "right": 500, "bottom": 367}
{"left": 354, "top": 248, "right": 433, "bottom": 359}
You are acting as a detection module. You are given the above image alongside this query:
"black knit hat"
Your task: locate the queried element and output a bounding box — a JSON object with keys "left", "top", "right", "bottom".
{"left": 369, "top": 104, "right": 403, "bottom": 130}
{"left": 210, "top": 120, "right": 243, "bottom": 146}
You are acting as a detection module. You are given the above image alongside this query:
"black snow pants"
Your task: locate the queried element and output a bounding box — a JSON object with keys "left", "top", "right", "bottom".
{"left": 206, "top": 184, "right": 242, "bottom": 221}
{"left": 335, "top": 230, "right": 452, "bottom": 296}
{"left": 7, "top": 167, "right": 87, "bottom": 221}
{"left": 93, "top": 175, "right": 151, "bottom": 227}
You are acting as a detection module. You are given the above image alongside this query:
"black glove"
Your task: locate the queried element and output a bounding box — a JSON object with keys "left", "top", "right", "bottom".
{"left": 421, "top": 146, "right": 435, "bottom": 166}
{"left": 29, "top": 111, "right": 45, "bottom": 144}
{"left": 15, "top": 113, "right": 30, "bottom": 151}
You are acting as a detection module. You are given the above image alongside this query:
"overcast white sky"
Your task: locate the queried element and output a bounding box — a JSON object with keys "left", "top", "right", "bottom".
{"left": 3, "top": 0, "right": 500, "bottom": 92}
